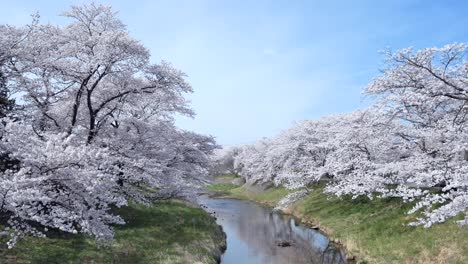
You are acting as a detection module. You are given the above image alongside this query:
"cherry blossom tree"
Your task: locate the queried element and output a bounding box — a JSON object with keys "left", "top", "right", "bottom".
{"left": 0, "top": 4, "right": 217, "bottom": 247}
{"left": 365, "top": 43, "right": 468, "bottom": 227}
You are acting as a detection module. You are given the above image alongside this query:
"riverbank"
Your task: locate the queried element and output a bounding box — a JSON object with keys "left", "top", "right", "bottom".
{"left": 0, "top": 200, "right": 226, "bottom": 264}
{"left": 208, "top": 175, "right": 468, "bottom": 264}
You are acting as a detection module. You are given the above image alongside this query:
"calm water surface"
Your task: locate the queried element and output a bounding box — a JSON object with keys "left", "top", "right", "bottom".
{"left": 198, "top": 196, "right": 346, "bottom": 264}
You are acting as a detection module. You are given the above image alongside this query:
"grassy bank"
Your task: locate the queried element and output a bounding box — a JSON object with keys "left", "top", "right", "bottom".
{"left": 226, "top": 185, "right": 290, "bottom": 206}
{"left": 208, "top": 178, "right": 468, "bottom": 264}
{"left": 206, "top": 174, "right": 289, "bottom": 206}
{"left": 0, "top": 200, "right": 226, "bottom": 264}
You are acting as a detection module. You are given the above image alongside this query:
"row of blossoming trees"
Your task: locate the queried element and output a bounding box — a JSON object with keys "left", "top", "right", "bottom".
{"left": 220, "top": 44, "right": 468, "bottom": 228}
{"left": 0, "top": 4, "right": 217, "bottom": 247}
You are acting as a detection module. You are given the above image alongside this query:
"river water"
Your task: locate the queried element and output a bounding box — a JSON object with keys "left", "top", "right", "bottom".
{"left": 198, "top": 196, "right": 347, "bottom": 264}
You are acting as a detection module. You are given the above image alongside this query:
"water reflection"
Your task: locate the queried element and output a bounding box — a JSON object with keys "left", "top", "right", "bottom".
{"left": 199, "top": 196, "right": 346, "bottom": 264}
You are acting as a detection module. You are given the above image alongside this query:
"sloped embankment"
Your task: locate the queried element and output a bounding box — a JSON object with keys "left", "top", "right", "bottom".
{"left": 0, "top": 200, "right": 226, "bottom": 264}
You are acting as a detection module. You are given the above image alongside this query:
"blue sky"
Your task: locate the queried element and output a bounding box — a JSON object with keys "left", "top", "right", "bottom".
{"left": 1, "top": 0, "right": 467, "bottom": 145}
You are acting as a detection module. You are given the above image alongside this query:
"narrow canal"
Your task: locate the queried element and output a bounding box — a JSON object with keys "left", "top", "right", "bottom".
{"left": 199, "top": 196, "right": 347, "bottom": 264}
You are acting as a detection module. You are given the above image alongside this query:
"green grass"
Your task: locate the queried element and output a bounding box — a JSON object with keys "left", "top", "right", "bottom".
{"left": 293, "top": 188, "right": 468, "bottom": 264}
{"left": 208, "top": 178, "right": 468, "bottom": 264}
{"left": 206, "top": 173, "right": 245, "bottom": 194}
{"left": 213, "top": 174, "right": 240, "bottom": 184}
{"left": 208, "top": 179, "right": 290, "bottom": 206}
{"left": 228, "top": 186, "right": 290, "bottom": 206}
{"left": 206, "top": 183, "right": 239, "bottom": 192}
{"left": 0, "top": 200, "right": 226, "bottom": 264}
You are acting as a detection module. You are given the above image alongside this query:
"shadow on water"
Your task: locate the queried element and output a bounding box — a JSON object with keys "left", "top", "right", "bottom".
{"left": 199, "top": 196, "right": 346, "bottom": 264}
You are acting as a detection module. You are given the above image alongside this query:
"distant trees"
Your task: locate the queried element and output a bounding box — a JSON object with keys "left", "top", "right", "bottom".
{"left": 210, "top": 148, "right": 237, "bottom": 176}
{"left": 0, "top": 4, "right": 217, "bottom": 247}
{"left": 227, "top": 43, "right": 468, "bottom": 227}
